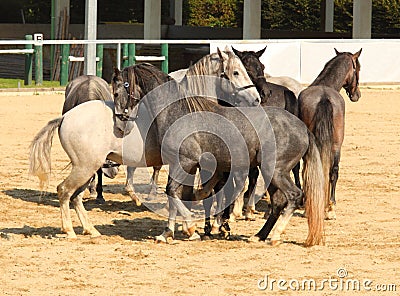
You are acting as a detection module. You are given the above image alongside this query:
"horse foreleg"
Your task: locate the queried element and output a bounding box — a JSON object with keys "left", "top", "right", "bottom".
{"left": 87, "top": 175, "right": 97, "bottom": 199}
{"left": 203, "top": 197, "right": 213, "bottom": 237}
{"left": 95, "top": 169, "right": 105, "bottom": 204}
{"left": 155, "top": 196, "right": 177, "bottom": 243}
{"left": 125, "top": 166, "right": 141, "bottom": 206}
{"left": 149, "top": 166, "right": 162, "bottom": 196}
{"left": 244, "top": 167, "right": 258, "bottom": 221}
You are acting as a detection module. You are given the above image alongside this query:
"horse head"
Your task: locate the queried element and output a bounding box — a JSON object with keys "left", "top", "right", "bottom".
{"left": 216, "top": 47, "right": 260, "bottom": 106}
{"left": 335, "top": 48, "right": 362, "bottom": 102}
{"left": 231, "top": 46, "right": 273, "bottom": 102}
{"left": 111, "top": 67, "right": 142, "bottom": 131}
{"left": 231, "top": 46, "right": 266, "bottom": 82}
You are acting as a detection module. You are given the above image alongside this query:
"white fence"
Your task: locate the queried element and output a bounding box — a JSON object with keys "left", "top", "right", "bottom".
{"left": 0, "top": 38, "right": 399, "bottom": 85}
{"left": 211, "top": 39, "right": 400, "bottom": 85}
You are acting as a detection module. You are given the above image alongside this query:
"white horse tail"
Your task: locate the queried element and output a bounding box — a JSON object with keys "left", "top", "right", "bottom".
{"left": 302, "top": 130, "right": 325, "bottom": 247}
{"left": 29, "top": 117, "right": 63, "bottom": 189}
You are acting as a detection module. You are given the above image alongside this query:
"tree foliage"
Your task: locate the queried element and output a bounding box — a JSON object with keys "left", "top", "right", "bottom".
{"left": 186, "top": 0, "right": 240, "bottom": 27}
{"left": 261, "top": 0, "right": 321, "bottom": 31}
{"left": 0, "top": 0, "right": 399, "bottom": 36}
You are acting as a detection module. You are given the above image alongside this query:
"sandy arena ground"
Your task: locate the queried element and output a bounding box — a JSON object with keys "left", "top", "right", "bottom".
{"left": 0, "top": 88, "right": 399, "bottom": 295}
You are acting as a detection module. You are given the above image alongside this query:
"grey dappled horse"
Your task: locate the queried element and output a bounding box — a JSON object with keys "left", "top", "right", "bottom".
{"left": 298, "top": 48, "right": 362, "bottom": 220}
{"left": 141, "top": 81, "right": 325, "bottom": 247}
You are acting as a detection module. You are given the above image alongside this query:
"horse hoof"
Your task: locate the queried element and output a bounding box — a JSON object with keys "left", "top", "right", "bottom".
{"left": 325, "top": 211, "right": 337, "bottom": 220}
{"left": 58, "top": 231, "right": 78, "bottom": 239}
{"left": 210, "top": 226, "right": 220, "bottom": 235}
{"left": 134, "top": 199, "right": 142, "bottom": 207}
{"left": 245, "top": 214, "right": 256, "bottom": 221}
{"left": 155, "top": 235, "right": 167, "bottom": 243}
{"left": 95, "top": 197, "right": 105, "bottom": 204}
{"left": 82, "top": 228, "right": 101, "bottom": 237}
{"left": 248, "top": 235, "right": 261, "bottom": 243}
{"left": 270, "top": 240, "right": 282, "bottom": 247}
{"left": 202, "top": 234, "right": 213, "bottom": 241}
{"left": 155, "top": 228, "right": 174, "bottom": 244}
{"left": 188, "top": 231, "right": 201, "bottom": 241}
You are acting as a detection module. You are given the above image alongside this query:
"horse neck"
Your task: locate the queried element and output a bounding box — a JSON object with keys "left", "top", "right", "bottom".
{"left": 309, "top": 57, "right": 350, "bottom": 92}
{"left": 187, "top": 54, "right": 220, "bottom": 77}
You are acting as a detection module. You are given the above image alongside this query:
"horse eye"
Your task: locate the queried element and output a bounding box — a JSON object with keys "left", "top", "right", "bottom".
{"left": 114, "top": 93, "right": 118, "bottom": 98}
{"left": 233, "top": 71, "right": 239, "bottom": 76}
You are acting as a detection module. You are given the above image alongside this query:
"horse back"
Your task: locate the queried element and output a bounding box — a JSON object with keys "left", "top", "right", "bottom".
{"left": 63, "top": 75, "right": 112, "bottom": 114}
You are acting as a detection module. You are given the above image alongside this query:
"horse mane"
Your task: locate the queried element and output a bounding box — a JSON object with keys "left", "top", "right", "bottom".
{"left": 129, "top": 63, "right": 172, "bottom": 93}
{"left": 186, "top": 52, "right": 221, "bottom": 77}
{"left": 310, "top": 53, "right": 354, "bottom": 87}
{"left": 183, "top": 51, "right": 237, "bottom": 98}
{"left": 184, "top": 96, "right": 218, "bottom": 113}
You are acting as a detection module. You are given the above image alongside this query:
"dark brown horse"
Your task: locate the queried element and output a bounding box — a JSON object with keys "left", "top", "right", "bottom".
{"left": 298, "top": 48, "right": 362, "bottom": 219}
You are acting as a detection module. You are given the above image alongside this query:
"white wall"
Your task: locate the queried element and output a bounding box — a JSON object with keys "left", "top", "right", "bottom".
{"left": 211, "top": 40, "right": 400, "bottom": 85}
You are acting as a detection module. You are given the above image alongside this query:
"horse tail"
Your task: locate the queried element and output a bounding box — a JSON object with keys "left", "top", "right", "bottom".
{"left": 302, "top": 130, "right": 325, "bottom": 247}
{"left": 312, "top": 98, "right": 334, "bottom": 208}
{"left": 29, "top": 117, "right": 63, "bottom": 189}
{"left": 284, "top": 89, "right": 298, "bottom": 117}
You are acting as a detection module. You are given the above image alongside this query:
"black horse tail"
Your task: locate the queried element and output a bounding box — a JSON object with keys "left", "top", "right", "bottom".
{"left": 302, "top": 130, "right": 325, "bottom": 247}
{"left": 284, "top": 89, "right": 299, "bottom": 117}
{"left": 29, "top": 117, "right": 64, "bottom": 190}
{"left": 312, "top": 98, "right": 334, "bottom": 209}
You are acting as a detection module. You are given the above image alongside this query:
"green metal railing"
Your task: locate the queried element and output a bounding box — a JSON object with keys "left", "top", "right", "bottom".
{"left": 59, "top": 42, "right": 168, "bottom": 86}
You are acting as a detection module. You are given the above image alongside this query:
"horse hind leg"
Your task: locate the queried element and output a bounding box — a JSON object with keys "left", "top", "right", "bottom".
{"left": 327, "top": 151, "right": 340, "bottom": 220}
{"left": 254, "top": 171, "right": 303, "bottom": 245}
{"left": 57, "top": 167, "right": 101, "bottom": 238}
{"left": 125, "top": 166, "right": 141, "bottom": 206}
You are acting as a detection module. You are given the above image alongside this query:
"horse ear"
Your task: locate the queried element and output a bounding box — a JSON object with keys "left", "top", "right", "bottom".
{"left": 113, "top": 67, "right": 121, "bottom": 77}
{"left": 231, "top": 46, "right": 243, "bottom": 59}
{"left": 334, "top": 48, "right": 341, "bottom": 55}
{"left": 255, "top": 46, "right": 267, "bottom": 58}
{"left": 353, "top": 48, "right": 362, "bottom": 59}
{"left": 231, "top": 46, "right": 242, "bottom": 58}
{"left": 217, "top": 47, "right": 228, "bottom": 61}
